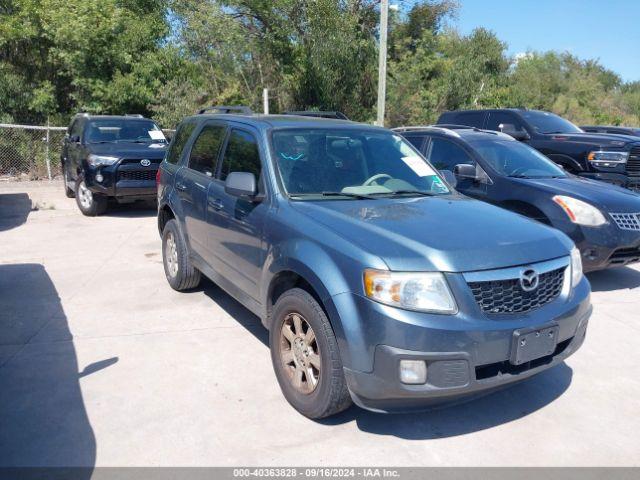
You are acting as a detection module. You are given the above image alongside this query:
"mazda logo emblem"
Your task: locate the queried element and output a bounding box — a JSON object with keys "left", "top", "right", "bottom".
{"left": 519, "top": 268, "right": 539, "bottom": 292}
{"left": 140, "top": 159, "right": 151, "bottom": 167}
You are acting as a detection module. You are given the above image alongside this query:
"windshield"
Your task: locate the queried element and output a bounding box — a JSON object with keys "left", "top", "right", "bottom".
{"left": 271, "top": 129, "right": 450, "bottom": 199}
{"left": 86, "top": 119, "right": 166, "bottom": 143}
{"left": 470, "top": 139, "right": 567, "bottom": 178}
{"left": 520, "top": 111, "right": 583, "bottom": 134}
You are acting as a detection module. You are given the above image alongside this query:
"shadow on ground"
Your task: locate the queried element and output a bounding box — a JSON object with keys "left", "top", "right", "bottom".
{"left": 101, "top": 199, "right": 157, "bottom": 218}
{"left": 195, "top": 278, "right": 572, "bottom": 439}
{"left": 199, "top": 278, "right": 268, "bottom": 346}
{"left": 321, "top": 363, "right": 572, "bottom": 439}
{"left": 587, "top": 266, "right": 640, "bottom": 292}
{"left": 0, "top": 193, "right": 32, "bottom": 231}
{"left": 0, "top": 264, "right": 96, "bottom": 473}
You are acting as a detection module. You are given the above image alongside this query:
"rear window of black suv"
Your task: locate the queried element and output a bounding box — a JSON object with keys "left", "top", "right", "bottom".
{"left": 166, "top": 121, "right": 197, "bottom": 164}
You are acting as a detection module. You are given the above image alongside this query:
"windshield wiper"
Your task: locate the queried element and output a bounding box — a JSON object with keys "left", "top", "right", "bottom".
{"left": 379, "top": 190, "right": 437, "bottom": 197}
{"left": 319, "top": 191, "right": 378, "bottom": 200}
{"left": 508, "top": 174, "right": 530, "bottom": 178}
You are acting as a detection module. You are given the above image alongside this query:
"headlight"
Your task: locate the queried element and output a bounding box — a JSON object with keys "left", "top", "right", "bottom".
{"left": 587, "top": 151, "right": 628, "bottom": 166}
{"left": 363, "top": 269, "right": 457, "bottom": 314}
{"left": 570, "top": 246, "right": 583, "bottom": 287}
{"left": 87, "top": 154, "right": 119, "bottom": 167}
{"left": 552, "top": 195, "right": 607, "bottom": 226}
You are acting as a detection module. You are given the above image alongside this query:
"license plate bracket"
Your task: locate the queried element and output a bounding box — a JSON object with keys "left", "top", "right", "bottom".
{"left": 510, "top": 324, "right": 558, "bottom": 365}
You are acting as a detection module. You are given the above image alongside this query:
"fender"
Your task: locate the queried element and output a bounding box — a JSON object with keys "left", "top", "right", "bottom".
{"left": 546, "top": 153, "right": 584, "bottom": 173}
{"left": 261, "top": 238, "right": 377, "bottom": 370}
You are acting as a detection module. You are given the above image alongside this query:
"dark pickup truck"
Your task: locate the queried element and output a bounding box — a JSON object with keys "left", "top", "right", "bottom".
{"left": 437, "top": 109, "right": 640, "bottom": 193}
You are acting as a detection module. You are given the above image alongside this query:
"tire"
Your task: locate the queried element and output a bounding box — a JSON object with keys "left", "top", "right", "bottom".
{"left": 270, "top": 288, "right": 351, "bottom": 419}
{"left": 75, "top": 177, "right": 107, "bottom": 216}
{"left": 62, "top": 163, "right": 75, "bottom": 198}
{"left": 162, "top": 219, "right": 201, "bottom": 291}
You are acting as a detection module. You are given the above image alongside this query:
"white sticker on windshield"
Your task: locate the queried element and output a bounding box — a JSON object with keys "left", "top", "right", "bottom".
{"left": 401, "top": 156, "right": 436, "bottom": 177}
{"left": 149, "top": 130, "right": 166, "bottom": 140}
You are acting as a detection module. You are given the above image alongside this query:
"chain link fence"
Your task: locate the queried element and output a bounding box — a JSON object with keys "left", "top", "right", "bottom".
{"left": 0, "top": 123, "right": 67, "bottom": 180}
{"left": 0, "top": 124, "right": 175, "bottom": 181}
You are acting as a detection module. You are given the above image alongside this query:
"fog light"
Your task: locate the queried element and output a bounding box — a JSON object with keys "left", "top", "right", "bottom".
{"left": 95, "top": 173, "right": 103, "bottom": 183}
{"left": 399, "top": 360, "right": 427, "bottom": 384}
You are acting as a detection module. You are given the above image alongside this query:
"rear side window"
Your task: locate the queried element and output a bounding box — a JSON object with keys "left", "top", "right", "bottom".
{"left": 426, "top": 138, "right": 475, "bottom": 172}
{"left": 69, "top": 120, "right": 83, "bottom": 138}
{"left": 188, "top": 125, "right": 226, "bottom": 176}
{"left": 403, "top": 135, "right": 425, "bottom": 151}
{"left": 486, "top": 112, "right": 526, "bottom": 133}
{"left": 165, "top": 121, "right": 196, "bottom": 164}
{"left": 219, "top": 129, "right": 261, "bottom": 181}
{"left": 451, "top": 111, "right": 485, "bottom": 128}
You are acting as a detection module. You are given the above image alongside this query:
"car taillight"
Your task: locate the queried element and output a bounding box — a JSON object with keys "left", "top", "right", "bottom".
{"left": 156, "top": 168, "right": 161, "bottom": 186}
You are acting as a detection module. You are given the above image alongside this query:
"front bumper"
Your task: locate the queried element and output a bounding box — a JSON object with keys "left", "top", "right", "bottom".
{"left": 84, "top": 161, "right": 158, "bottom": 199}
{"left": 568, "top": 224, "right": 640, "bottom": 272}
{"left": 330, "top": 275, "right": 591, "bottom": 413}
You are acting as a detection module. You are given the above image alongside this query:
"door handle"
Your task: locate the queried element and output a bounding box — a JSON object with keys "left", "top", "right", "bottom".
{"left": 208, "top": 198, "right": 224, "bottom": 210}
{"left": 175, "top": 182, "right": 187, "bottom": 191}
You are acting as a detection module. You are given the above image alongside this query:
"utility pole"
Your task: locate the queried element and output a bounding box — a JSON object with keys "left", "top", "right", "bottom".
{"left": 263, "top": 88, "right": 269, "bottom": 115}
{"left": 376, "top": 0, "right": 389, "bottom": 127}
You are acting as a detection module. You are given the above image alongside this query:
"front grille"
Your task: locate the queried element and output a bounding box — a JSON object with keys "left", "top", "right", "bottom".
{"left": 628, "top": 147, "right": 640, "bottom": 177}
{"left": 610, "top": 212, "right": 640, "bottom": 231}
{"left": 118, "top": 170, "right": 156, "bottom": 181}
{"left": 609, "top": 246, "right": 640, "bottom": 264}
{"left": 468, "top": 267, "right": 565, "bottom": 314}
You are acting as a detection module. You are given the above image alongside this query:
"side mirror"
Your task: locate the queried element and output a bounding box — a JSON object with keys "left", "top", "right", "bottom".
{"left": 225, "top": 172, "right": 258, "bottom": 198}
{"left": 69, "top": 135, "right": 80, "bottom": 143}
{"left": 454, "top": 164, "right": 478, "bottom": 180}
{"left": 440, "top": 169, "right": 457, "bottom": 188}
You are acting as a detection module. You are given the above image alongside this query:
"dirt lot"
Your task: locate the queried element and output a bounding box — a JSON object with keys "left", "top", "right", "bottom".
{"left": 1, "top": 180, "right": 639, "bottom": 467}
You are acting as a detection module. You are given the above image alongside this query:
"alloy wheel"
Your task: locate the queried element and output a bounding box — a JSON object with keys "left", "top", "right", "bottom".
{"left": 78, "top": 181, "right": 93, "bottom": 209}
{"left": 165, "top": 231, "right": 179, "bottom": 277}
{"left": 280, "top": 312, "right": 321, "bottom": 394}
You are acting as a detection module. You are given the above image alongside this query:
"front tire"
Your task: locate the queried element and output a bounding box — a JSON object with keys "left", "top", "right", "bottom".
{"left": 270, "top": 288, "right": 352, "bottom": 419}
{"left": 162, "top": 219, "right": 201, "bottom": 291}
{"left": 75, "top": 178, "right": 107, "bottom": 216}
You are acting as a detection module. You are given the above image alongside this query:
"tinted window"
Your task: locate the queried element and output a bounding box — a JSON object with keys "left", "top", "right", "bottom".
{"left": 271, "top": 129, "right": 449, "bottom": 198}
{"left": 85, "top": 119, "right": 165, "bottom": 143}
{"left": 219, "top": 130, "right": 261, "bottom": 181}
{"left": 166, "top": 121, "right": 196, "bottom": 164}
{"left": 469, "top": 139, "right": 566, "bottom": 178}
{"left": 451, "top": 111, "right": 485, "bottom": 128}
{"left": 188, "top": 125, "right": 225, "bottom": 176}
{"left": 520, "top": 111, "right": 582, "bottom": 134}
{"left": 486, "top": 112, "right": 526, "bottom": 133}
{"left": 70, "top": 120, "right": 83, "bottom": 138}
{"left": 403, "top": 135, "right": 425, "bottom": 151}
{"left": 426, "top": 138, "right": 475, "bottom": 172}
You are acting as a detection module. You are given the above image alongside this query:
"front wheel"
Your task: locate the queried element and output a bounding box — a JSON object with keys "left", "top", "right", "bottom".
{"left": 270, "top": 288, "right": 352, "bottom": 419}
{"left": 75, "top": 178, "right": 107, "bottom": 216}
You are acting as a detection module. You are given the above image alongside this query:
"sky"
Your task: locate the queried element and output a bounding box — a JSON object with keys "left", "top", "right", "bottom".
{"left": 454, "top": 0, "right": 639, "bottom": 82}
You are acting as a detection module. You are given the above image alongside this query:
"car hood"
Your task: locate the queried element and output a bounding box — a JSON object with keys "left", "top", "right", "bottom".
{"left": 515, "top": 176, "right": 640, "bottom": 212}
{"left": 547, "top": 132, "right": 639, "bottom": 148}
{"left": 86, "top": 141, "right": 167, "bottom": 159}
{"left": 291, "top": 195, "right": 572, "bottom": 273}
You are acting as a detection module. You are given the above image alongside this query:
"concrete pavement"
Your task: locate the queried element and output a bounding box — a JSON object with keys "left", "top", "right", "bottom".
{"left": 1, "top": 181, "right": 639, "bottom": 467}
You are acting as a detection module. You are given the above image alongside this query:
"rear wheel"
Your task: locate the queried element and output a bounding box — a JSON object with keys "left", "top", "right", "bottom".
{"left": 270, "top": 288, "right": 351, "bottom": 419}
{"left": 75, "top": 178, "right": 107, "bottom": 216}
{"left": 162, "top": 219, "right": 201, "bottom": 291}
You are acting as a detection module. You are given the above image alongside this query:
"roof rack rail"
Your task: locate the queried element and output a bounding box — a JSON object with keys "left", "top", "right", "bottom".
{"left": 392, "top": 125, "right": 462, "bottom": 138}
{"left": 125, "top": 113, "right": 144, "bottom": 118}
{"left": 198, "top": 106, "right": 253, "bottom": 115}
{"left": 283, "top": 111, "right": 349, "bottom": 120}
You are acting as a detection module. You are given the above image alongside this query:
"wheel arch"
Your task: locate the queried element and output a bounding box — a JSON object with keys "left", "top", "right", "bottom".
{"left": 158, "top": 203, "right": 176, "bottom": 236}
{"left": 546, "top": 153, "right": 584, "bottom": 173}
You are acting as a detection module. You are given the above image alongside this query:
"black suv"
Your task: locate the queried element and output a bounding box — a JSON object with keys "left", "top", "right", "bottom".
{"left": 437, "top": 109, "right": 640, "bottom": 192}
{"left": 61, "top": 114, "right": 168, "bottom": 216}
